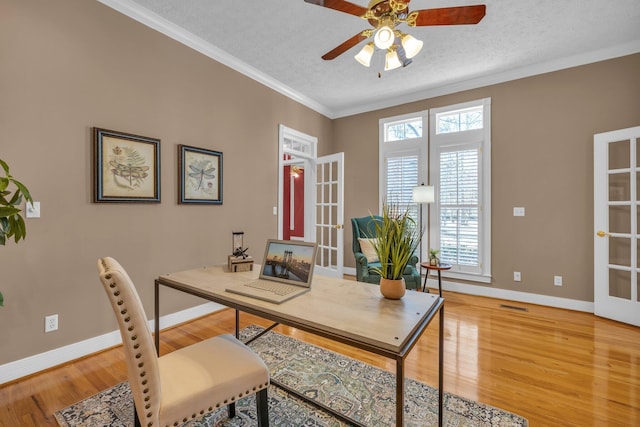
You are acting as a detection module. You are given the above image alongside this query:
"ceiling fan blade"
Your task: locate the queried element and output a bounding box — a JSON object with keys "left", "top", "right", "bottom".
{"left": 303, "top": 0, "right": 368, "bottom": 17}
{"left": 321, "top": 32, "right": 369, "bottom": 60}
{"left": 411, "top": 5, "right": 486, "bottom": 26}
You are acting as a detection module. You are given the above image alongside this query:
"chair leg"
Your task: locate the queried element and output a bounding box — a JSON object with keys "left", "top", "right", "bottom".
{"left": 256, "top": 388, "right": 269, "bottom": 427}
{"left": 228, "top": 401, "right": 236, "bottom": 418}
{"left": 133, "top": 403, "right": 142, "bottom": 427}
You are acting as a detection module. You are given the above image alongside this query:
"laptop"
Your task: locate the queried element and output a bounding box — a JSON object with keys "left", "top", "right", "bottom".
{"left": 225, "top": 239, "right": 318, "bottom": 304}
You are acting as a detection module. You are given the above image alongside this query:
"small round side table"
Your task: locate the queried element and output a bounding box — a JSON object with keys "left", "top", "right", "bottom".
{"left": 420, "top": 262, "right": 452, "bottom": 297}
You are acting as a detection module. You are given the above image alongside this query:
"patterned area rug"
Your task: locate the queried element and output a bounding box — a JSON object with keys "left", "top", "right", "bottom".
{"left": 55, "top": 325, "right": 527, "bottom": 427}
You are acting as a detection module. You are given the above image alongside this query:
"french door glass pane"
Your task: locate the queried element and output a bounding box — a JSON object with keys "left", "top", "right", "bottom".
{"left": 609, "top": 173, "right": 630, "bottom": 201}
{"left": 608, "top": 140, "right": 629, "bottom": 169}
{"left": 609, "top": 205, "right": 631, "bottom": 234}
{"left": 609, "top": 269, "right": 631, "bottom": 299}
{"left": 609, "top": 237, "right": 631, "bottom": 267}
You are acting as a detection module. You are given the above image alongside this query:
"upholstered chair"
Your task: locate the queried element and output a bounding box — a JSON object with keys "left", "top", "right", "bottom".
{"left": 97, "top": 257, "right": 269, "bottom": 427}
{"left": 351, "top": 216, "right": 421, "bottom": 290}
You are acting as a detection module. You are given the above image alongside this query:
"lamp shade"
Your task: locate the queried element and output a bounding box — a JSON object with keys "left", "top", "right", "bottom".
{"left": 384, "top": 49, "right": 402, "bottom": 71}
{"left": 401, "top": 34, "right": 423, "bottom": 59}
{"left": 354, "top": 43, "right": 374, "bottom": 67}
{"left": 374, "top": 26, "right": 394, "bottom": 49}
{"left": 412, "top": 185, "right": 435, "bottom": 203}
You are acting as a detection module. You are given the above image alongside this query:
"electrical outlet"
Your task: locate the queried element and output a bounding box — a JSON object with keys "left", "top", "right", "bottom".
{"left": 45, "top": 314, "right": 58, "bottom": 332}
{"left": 514, "top": 271, "right": 521, "bottom": 282}
{"left": 554, "top": 276, "right": 563, "bottom": 286}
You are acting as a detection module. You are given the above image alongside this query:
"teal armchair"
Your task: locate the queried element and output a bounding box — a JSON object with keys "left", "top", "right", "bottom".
{"left": 351, "top": 216, "right": 421, "bottom": 290}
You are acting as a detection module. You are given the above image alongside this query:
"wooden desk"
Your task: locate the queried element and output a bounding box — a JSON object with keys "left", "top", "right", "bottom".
{"left": 155, "top": 265, "right": 444, "bottom": 427}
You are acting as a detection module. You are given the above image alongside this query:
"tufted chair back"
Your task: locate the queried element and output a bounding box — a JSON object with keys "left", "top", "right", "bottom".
{"left": 98, "top": 257, "right": 161, "bottom": 426}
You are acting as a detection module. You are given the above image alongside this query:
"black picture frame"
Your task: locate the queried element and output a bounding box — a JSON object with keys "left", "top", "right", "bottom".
{"left": 178, "top": 144, "right": 223, "bottom": 205}
{"left": 93, "top": 128, "right": 161, "bottom": 203}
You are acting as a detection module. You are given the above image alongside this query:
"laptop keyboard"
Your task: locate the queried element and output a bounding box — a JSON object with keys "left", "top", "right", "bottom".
{"left": 244, "top": 281, "right": 301, "bottom": 296}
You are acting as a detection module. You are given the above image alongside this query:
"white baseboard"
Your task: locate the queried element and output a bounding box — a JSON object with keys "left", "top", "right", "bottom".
{"left": 0, "top": 302, "right": 224, "bottom": 385}
{"left": 439, "top": 280, "right": 594, "bottom": 312}
{"left": 343, "top": 266, "right": 594, "bottom": 312}
{"left": 0, "top": 276, "right": 595, "bottom": 385}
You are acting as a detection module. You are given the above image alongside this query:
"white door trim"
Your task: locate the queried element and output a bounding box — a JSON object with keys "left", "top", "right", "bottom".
{"left": 594, "top": 125, "right": 640, "bottom": 326}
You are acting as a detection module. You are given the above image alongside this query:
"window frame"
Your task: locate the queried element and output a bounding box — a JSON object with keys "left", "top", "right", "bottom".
{"left": 379, "top": 110, "right": 428, "bottom": 219}
{"left": 429, "top": 98, "right": 492, "bottom": 283}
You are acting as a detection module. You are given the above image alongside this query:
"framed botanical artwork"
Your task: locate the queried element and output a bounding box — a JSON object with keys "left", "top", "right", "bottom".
{"left": 178, "top": 144, "right": 223, "bottom": 204}
{"left": 93, "top": 128, "right": 161, "bottom": 203}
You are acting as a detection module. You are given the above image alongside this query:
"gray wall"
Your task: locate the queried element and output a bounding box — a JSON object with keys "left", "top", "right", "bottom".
{"left": 0, "top": 0, "right": 332, "bottom": 364}
{"left": 1, "top": 0, "right": 639, "bottom": 367}
{"left": 336, "top": 54, "right": 640, "bottom": 302}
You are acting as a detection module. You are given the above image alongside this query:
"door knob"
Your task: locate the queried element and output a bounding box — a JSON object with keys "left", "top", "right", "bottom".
{"left": 333, "top": 224, "right": 343, "bottom": 229}
{"left": 596, "top": 230, "right": 610, "bottom": 237}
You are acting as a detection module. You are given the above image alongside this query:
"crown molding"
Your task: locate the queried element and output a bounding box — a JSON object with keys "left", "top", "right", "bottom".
{"left": 331, "top": 39, "right": 640, "bottom": 118}
{"left": 96, "top": 0, "right": 333, "bottom": 118}
{"left": 96, "top": 1, "right": 639, "bottom": 120}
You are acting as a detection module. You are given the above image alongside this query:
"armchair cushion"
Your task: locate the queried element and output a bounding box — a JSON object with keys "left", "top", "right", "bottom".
{"left": 357, "top": 238, "right": 379, "bottom": 262}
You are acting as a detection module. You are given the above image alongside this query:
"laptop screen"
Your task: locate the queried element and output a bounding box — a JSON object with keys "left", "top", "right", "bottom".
{"left": 259, "top": 239, "right": 318, "bottom": 288}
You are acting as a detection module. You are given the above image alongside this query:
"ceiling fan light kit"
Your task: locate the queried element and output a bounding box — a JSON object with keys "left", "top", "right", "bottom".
{"left": 384, "top": 47, "right": 403, "bottom": 71}
{"left": 354, "top": 42, "right": 375, "bottom": 67}
{"left": 374, "top": 24, "right": 395, "bottom": 49}
{"left": 401, "top": 33, "right": 423, "bottom": 59}
{"left": 304, "top": 0, "right": 486, "bottom": 73}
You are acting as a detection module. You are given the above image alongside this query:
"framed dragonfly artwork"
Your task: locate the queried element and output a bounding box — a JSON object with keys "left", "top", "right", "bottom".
{"left": 178, "top": 144, "right": 223, "bottom": 204}
{"left": 93, "top": 128, "right": 161, "bottom": 203}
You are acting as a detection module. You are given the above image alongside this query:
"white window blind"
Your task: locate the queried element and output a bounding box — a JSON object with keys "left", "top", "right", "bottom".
{"left": 439, "top": 148, "right": 479, "bottom": 267}
{"left": 386, "top": 154, "right": 419, "bottom": 218}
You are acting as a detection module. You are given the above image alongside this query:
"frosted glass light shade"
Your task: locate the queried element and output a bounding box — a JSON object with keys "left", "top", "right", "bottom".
{"left": 384, "top": 49, "right": 402, "bottom": 71}
{"left": 354, "top": 43, "right": 374, "bottom": 67}
{"left": 374, "top": 26, "right": 394, "bottom": 49}
{"left": 401, "top": 34, "right": 423, "bottom": 59}
{"left": 412, "top": 185, "right": 435, "bottom": 203}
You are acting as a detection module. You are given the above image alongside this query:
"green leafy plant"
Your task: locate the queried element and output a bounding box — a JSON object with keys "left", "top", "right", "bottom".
{"left": 0, "top": 159, "right": 34, "bottom": 306}
{"left": 429, "top": 248, "right": 440, "bottom": 265}
{"left": 370, "top": 202, "right": 422, "bottom": 280}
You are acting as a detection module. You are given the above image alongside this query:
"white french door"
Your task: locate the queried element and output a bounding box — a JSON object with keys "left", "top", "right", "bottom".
{"left": 594, "top": 125, "right": 640, "bottom": 326}
{"left": 314, "top": 153, "right": 344, "bottom": 278}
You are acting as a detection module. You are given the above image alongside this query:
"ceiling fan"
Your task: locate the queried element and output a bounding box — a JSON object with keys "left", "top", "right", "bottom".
{"left": 304, "top": 0, "right": 486, "bottom": 71}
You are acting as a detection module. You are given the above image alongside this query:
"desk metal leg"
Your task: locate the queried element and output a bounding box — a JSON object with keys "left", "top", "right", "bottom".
{"left": 438, "top": 303, "right": 444, "bottom": 427}
{"left": 396, "top": 357, "right": 405, "bottom": 426}
{"left": 235, "top": 310, "right": 240, "bottom": 339}
{"left": 154, "top": 279, "right": 160, "bottom": 356}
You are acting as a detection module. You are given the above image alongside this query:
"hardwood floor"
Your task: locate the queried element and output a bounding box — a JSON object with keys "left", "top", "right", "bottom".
{"left": 1, "top": 290, "right": 638, "bottom": 426}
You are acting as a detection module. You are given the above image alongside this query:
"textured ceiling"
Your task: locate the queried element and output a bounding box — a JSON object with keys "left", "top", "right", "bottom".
{"left": 101, "top": 0, "right": 640, "bottom": 118}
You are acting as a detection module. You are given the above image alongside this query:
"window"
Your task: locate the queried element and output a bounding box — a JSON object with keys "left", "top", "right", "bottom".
{"left": 436, "top": 105, "right": 483, "bottom": 134}
{"left": 430, "top": 98, "right": 491, "bottom": 281}
{"left": 379, "top": 101, "right": 490, "bottom": 282}
{"left": 379, "top": 112, "right": 428, "bottom": 221}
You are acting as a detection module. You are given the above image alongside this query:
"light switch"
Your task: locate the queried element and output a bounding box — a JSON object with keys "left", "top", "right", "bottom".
{"left": 513, "top": 207, "right": 525, "bottom": 217}
{"left": 26, "top": 201, "right": 40, "bottom": 218}
{"left": 272, "top": 206, "right": 278, "bottom": 215}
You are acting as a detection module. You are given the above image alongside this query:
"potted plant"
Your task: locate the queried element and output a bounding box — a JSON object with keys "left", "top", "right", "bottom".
{"left": 429, "top": 248, "right": 440, "bottom": 266}
{"left": 370, "top": 202, "right": 422, "bottom": 299}
{"left": 0, "top": 159, "right": 33, "bottom": 306}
